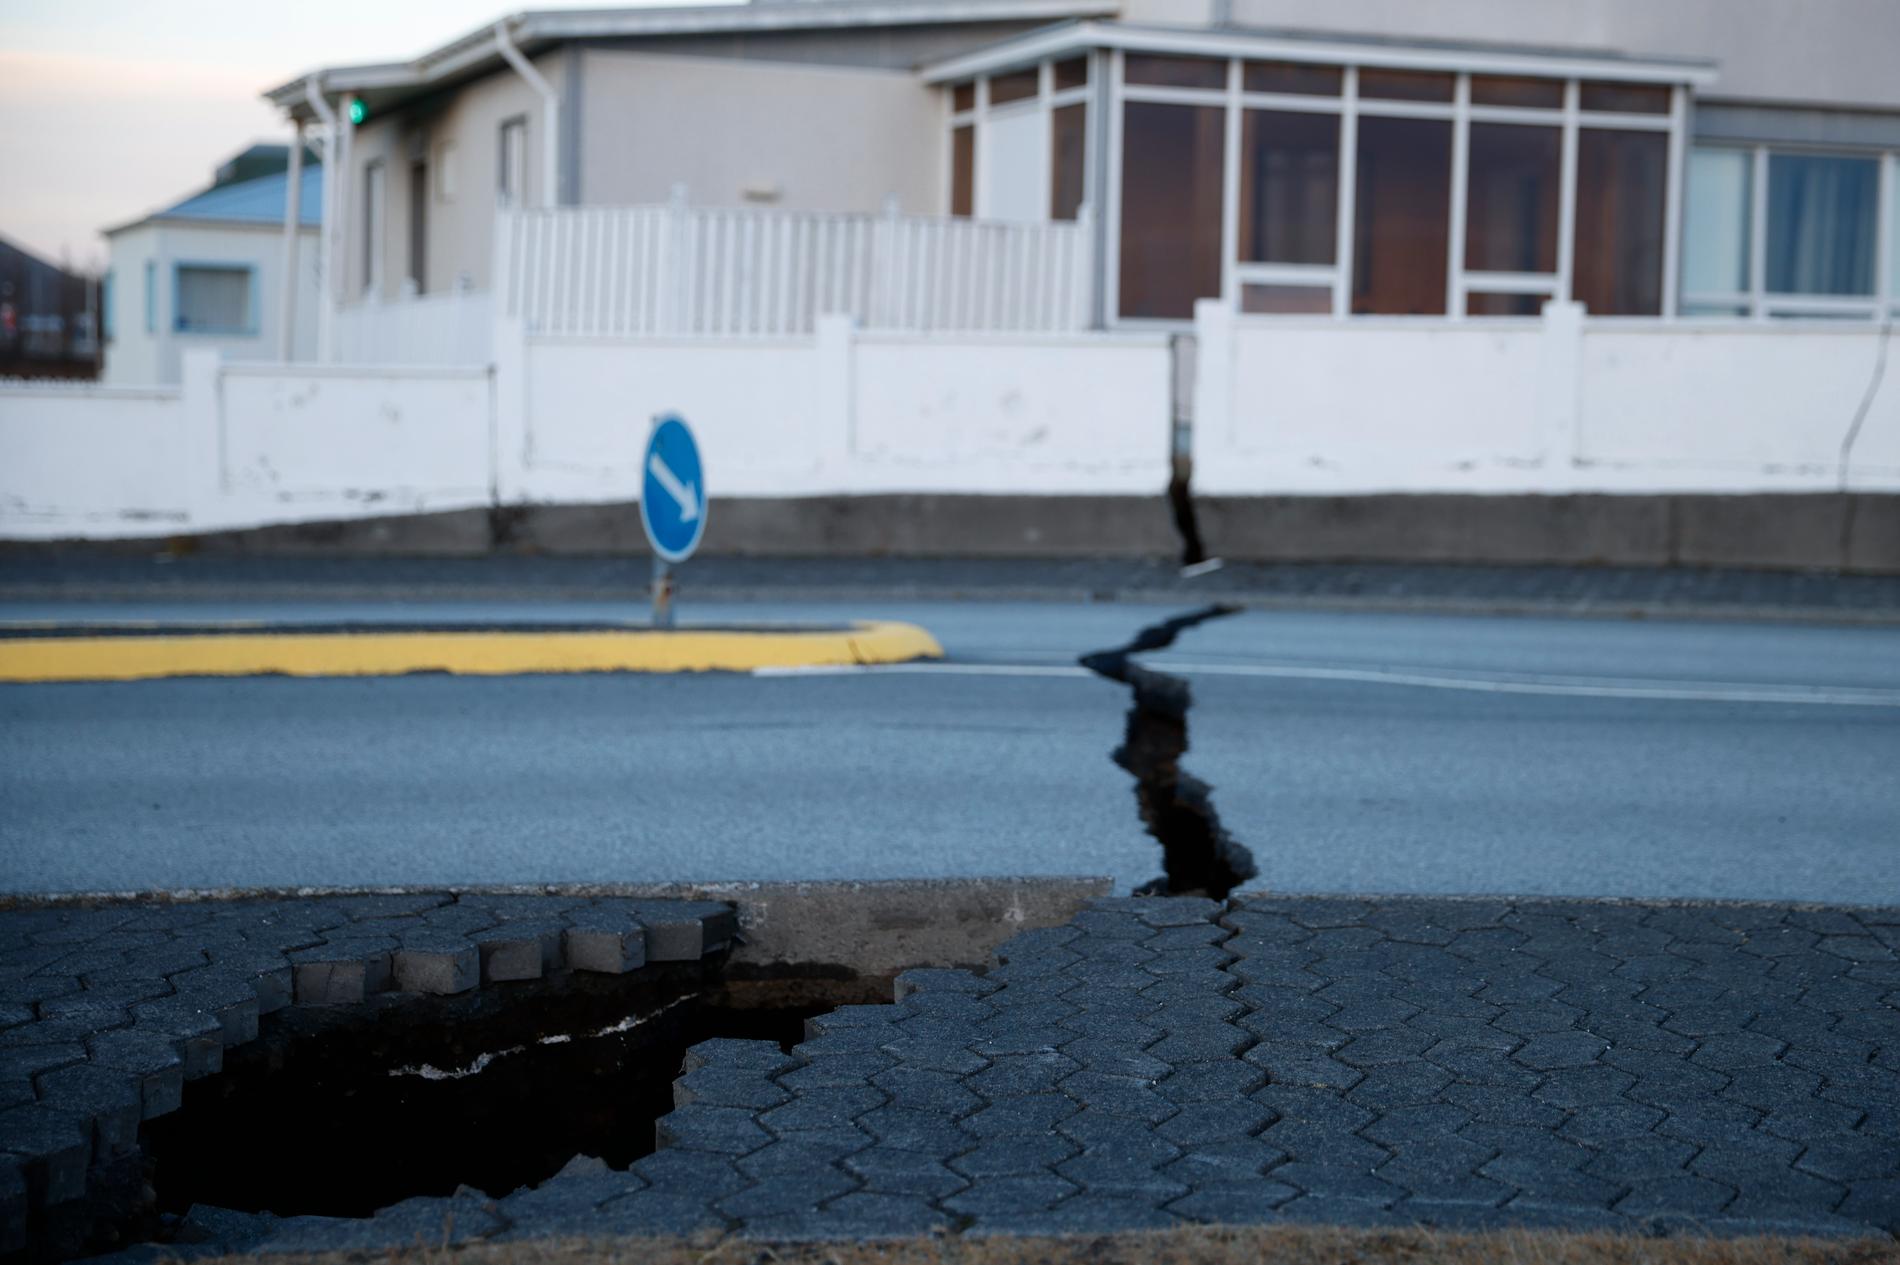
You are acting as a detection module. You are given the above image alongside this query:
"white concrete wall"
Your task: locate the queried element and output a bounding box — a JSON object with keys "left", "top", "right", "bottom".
{"left": 500, "top": 320, "right": 1174, "bottom": 505}
{"left": 0, "top": 385, "right": 190, "bottom": 534}
{"left": 1227, "top": 0, "right": 1900, "bottom": 112}
{"left": 104, "top": 220, "right": 320, "bottom": 386}
{"left": 578, "top": 49, "right": 943, "bottom": 214}
{"left": 1, "top": 355, "right": 491, "bottom": 539}
{"left": 1193, "top": 302, "right": 1900, "bottom": 494}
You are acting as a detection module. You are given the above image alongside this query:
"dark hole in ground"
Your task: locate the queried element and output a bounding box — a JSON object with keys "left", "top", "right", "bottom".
{"left": 139, "top": 966, "right": 880, "bottom": 1222}
{"left": 1082, "top": 604, "right": 1258, "bottom": 899}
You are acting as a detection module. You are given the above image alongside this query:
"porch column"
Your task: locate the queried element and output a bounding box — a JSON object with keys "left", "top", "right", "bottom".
{"left": 278, "top": 121, "right": 304, "bottom": 360}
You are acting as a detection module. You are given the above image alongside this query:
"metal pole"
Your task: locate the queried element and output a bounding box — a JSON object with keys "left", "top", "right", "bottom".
{"left": 278, "top": 121, "right": 304, "bottom": 360}
{"left": 651, "top": 555, "right": 674, "bottom": 629}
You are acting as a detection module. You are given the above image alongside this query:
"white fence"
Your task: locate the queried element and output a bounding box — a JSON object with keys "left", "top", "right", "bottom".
{"left": 496, "top": 202, "right": 1094, "bottom": 338}
{"left": 333, "top": 289, "right": 494, "bottom": 366}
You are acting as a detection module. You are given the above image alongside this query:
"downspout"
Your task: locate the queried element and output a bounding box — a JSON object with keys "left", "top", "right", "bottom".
{"left": 304, "top": 78, "right": 339, "bottom": 361}
{"left": 277, "top": 120, "right": 304, "bottom": 360}
{"left": 494, "top": 19, "right": 561, "bottom": 209}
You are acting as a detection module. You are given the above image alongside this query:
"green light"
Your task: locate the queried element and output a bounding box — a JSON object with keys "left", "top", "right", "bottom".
{"left": 348, "top": 99, "right": 366, "bottom": 125}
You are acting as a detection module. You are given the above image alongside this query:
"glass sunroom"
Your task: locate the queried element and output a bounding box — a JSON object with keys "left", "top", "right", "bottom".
{"left": 928, "top": 23, "right": 1758, "bottom": 326}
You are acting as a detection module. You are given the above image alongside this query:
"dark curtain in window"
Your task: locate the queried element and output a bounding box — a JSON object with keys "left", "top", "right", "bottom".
{"left": 1572, "top": 129, "right": 1667, "bottom": 315}
{"left": 1118, "top": 102, "right": 1224, "bottom": 319}
{"left": 1352, "top": 116, "right": 1451, "bottom": 315}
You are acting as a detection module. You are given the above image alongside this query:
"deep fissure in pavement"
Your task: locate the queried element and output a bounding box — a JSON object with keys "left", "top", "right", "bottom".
{"left": 137, "top": 968, "right": 873, "bottom": 1227}
{"left": 1081, "top": 605, "right": 1257, "bottom": 898}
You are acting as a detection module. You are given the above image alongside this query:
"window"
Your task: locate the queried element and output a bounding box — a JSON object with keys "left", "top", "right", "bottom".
{"left": 408, "top": 160, "right": 428, "bottom": 294}
{"left": 1681, "top": 147, "right": 1751, "bottom": 310}
{"left": 144, "top": 260, "right": 155, "bottom": 334}
{"left": 102, "top": 270, "right": 114, "bottom": 340}
{"left": 1119, "top": 102, "right": 1224, "bottom": 318}
{"left": 1353, "top": 116, "right": 1452, "bottom": 315}
{"left": 950, "top": 125, "right": 974, "bottom": 217}
{"left": 498, "top": 117, "right": 528, "bottom": 209}
{"left": 1359, "top": 68, "right": 1454, "bottom": 102}
{"left": 1681, "top": 145, "right": 1890, "bottom": 319}
{"left": 362, "top": 159, "right": 386, "bottom": 295}
{"left": 952, "top": 82, "right": 975, "bottom": 113}
{"left": 173, "top": 264, "right": 253, "bottom": 335}
{"left": 1766, "top": 153, "right": 1877, "bottom": 297}
{"left": 985, "top": 107, "right": 1044, "bottom": 222}
{"left": 1125, "top": 55, "right": 1225, "bottom": 90}
{"left": 1238, "top": 110, "right": 1339, "bottom": 265}
{"left": 1051, "top": 104, "right": 1087, "bottom": 221}
{"left": 988, "top": 68, "right": 1038, "bottom": 106}
{"left": 1465, "top": 123, "right": 1561, "bottom": 275}
{"left": 1580, "top": 82, "right": 1670, "bottom": 115}
{"left": 1052, "top": 57, "right": 1088, "bottom": 92}
{"left": 1243, "top": 61, "right": 1340, "bottom": 96}
{"left": 1471, "top": 76, "right": 1562, "bottom": 109}
{"left": 1572, "top": 129, "right": 1667, "bottom": 316}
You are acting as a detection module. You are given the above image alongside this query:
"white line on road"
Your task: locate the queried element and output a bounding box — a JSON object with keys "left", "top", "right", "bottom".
{"left": 753, "top": 661, "right": 1900, "bottom": 707}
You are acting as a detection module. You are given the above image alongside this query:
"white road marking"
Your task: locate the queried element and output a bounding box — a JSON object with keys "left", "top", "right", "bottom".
{"left": 753, "top": 660, "right": 1900, "bottom": 707}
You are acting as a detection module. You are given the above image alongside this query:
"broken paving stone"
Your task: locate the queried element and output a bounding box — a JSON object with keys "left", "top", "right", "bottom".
{"left": 473, "top": 920, "right": 565, "bottom": 982}
{"left": 392, "top": 934, "right": 479, "bottom": 996}
{"left": 563, "top": 916, "right": 647, "bottom": 975}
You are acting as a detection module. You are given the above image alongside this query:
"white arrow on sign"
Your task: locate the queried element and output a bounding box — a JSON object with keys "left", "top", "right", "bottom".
{"left": 647, "top": 451, "right": 700, "bottom": 523}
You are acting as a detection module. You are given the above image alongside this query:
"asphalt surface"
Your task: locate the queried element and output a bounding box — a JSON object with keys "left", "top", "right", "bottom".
{"left": 3, "top": 599, "right": 1897, "bottom": 901}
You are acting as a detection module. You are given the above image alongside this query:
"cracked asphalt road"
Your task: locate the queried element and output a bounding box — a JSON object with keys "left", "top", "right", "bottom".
{"left": 2, "top": 600, "right": 1897, "bottom": 900}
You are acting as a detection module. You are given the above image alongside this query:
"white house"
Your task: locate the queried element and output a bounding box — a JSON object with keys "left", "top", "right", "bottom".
{"left": 261, "top": 0, "right": 1900, "bottom": 340}
{"left": 103, "top": 145, "right": 323, "bottom": 385}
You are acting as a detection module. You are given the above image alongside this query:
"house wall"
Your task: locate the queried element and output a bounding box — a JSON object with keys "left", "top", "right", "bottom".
{"left": 103, "top": 220, "right": 319, "bottom": 386}
{"left": 1226, "top": 0, "right": 1900, "bottom": 111}
{"left": 348, "top": 50, "right": 563, "bottom": 301}
{"left": 577, "top": 49, "right": 943, "bottom": 214}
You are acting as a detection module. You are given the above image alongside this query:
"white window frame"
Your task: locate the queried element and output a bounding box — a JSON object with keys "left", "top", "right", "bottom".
{"left": 1096, "top": 50, "right": 1686, "bottom": 326}
{"left": 1683, "top": 140, "right": 1898, "bottom": 322}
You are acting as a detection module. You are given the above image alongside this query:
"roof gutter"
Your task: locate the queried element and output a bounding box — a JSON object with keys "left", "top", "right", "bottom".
{"left": 493, "top": 19, "right": 561, "bottom": 209}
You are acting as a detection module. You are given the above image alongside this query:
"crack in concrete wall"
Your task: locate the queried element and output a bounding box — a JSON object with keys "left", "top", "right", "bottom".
{"left": 1080, "top": 605, "right": 1258, "bottom": 899}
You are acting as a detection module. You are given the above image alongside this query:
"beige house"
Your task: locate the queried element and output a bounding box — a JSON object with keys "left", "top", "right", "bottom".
{"left": 266, "top": 0, "right": 1900, "bottom": 340}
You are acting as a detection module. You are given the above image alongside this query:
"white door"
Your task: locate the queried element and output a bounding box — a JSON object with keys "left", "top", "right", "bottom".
{"left": 981, "top": 106, "right": 1047, "bottom": 223}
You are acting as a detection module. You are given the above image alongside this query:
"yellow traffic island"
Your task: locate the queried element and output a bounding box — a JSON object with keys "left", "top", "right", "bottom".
{"left": 0, "top": 620, "right": 942, "bottom": 683}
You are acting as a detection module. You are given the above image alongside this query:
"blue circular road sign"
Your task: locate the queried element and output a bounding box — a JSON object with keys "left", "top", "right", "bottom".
{"left": 640, "top": 414, "right": 707, "bottom": 563}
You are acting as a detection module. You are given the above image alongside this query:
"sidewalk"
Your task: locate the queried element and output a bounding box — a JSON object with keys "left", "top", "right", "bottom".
{"left": 9, "top": 891, "right": 1897, "bottom": 1257}
{"left": 6, "top": 553, "right": 1900, "bottom": 622}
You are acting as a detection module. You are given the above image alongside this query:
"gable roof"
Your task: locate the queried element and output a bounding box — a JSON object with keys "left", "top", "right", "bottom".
{"left": 106, "top": 167, "right": 324, "bottom": 237}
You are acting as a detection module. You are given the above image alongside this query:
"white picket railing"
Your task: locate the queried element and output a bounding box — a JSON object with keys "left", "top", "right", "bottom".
{"left": 334, "top": 288, "right": 494, "bottom": 366}
{"left": 495, "top": 200, "right": 1094, "bottom": 338}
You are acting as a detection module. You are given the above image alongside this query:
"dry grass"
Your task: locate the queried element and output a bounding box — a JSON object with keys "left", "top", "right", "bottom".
{"left": 195, "top": 1224, "right": 1898, "bottom": 1265}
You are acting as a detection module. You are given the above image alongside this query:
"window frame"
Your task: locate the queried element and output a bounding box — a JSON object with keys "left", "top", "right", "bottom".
{"left": 1097, "top": 50, "right": 1687, "bottom": 325}
{"left": 170, "top": 261, "right": 259, "bottom": 338}
{"left": 1682, "top": 140, "right": 1897, "bottom": 322}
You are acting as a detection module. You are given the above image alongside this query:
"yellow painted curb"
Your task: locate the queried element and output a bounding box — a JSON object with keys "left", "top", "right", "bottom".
{"left": 0, "top": 622, "right": 944, "bottom": 683}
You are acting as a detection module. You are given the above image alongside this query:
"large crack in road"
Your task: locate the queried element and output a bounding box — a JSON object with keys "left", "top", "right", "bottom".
{"left": 1080, "top": 604, "right": 1258, "bottom": 899}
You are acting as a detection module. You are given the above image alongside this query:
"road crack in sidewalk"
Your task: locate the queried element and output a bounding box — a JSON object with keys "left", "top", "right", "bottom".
{"left": 1080, "top": 606, "right": 1257, "bottom": 899}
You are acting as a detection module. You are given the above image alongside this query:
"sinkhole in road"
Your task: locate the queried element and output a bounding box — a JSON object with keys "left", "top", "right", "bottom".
{"left": 1081, "top": 604, "right": 1258, "bottom": 899}
{"left": 140, "top": 966, "right": 881, "bottom": 1222}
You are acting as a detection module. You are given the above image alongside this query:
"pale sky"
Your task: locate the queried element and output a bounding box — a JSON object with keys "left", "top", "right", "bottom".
{"left": 0, "top": 0, "right": 714, "bottom": 271}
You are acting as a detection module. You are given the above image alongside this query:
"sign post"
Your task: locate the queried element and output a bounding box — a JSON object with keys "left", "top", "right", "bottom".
{"left": 639, "top": 414, "right": 706, "bottom": 629}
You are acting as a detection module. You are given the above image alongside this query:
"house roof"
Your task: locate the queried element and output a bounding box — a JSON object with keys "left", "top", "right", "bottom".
{"left": 923, "top": 18, "right": 1719, "bottom": 85}
{"left": 263, "top": 0, "right": 1119, "bottom": 118}
{"left": 106, "top": 167, "right": 324, "bottom": 237}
